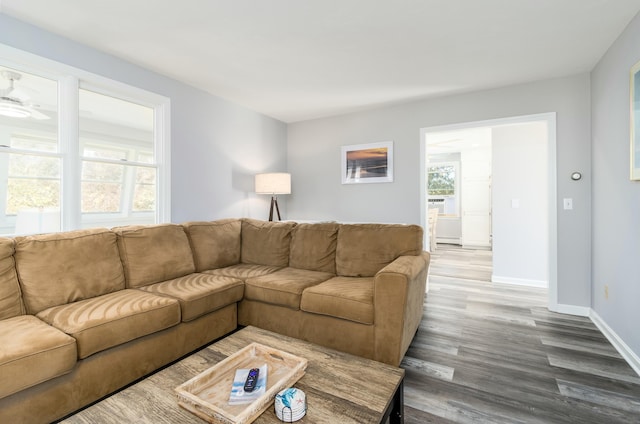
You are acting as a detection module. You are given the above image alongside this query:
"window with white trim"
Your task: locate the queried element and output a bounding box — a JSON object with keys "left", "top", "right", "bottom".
{"left": 0, "top": 58, "right": 169, "bottom": 235}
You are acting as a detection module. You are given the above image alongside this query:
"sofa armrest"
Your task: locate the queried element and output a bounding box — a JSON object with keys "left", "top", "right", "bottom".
{"left": 373, "top": 252, "right": 430, "bottom": 365}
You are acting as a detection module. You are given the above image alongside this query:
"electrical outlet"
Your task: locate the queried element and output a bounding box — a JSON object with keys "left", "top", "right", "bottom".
{"left": 605, "top": 285, "right": 609, "bottom": 300}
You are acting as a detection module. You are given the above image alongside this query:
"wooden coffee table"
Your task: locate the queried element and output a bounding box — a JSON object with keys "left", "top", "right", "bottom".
{"left": 61, "top": 326, "right": 405, "bottom": 423}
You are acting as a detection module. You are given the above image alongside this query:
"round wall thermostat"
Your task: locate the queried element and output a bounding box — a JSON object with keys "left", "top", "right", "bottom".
{"left": 571, "top": 172, "right": 582, "bottom": 181}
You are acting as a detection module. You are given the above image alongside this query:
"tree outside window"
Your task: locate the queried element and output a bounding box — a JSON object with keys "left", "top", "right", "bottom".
{"left": 428, "top": 165, "right": 456, "bottom": 196}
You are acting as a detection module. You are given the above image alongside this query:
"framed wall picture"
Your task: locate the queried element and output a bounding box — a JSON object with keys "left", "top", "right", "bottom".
{"left": 341, "top": 141, "right": 393, "bottom": 184}
{"left": 631, "top": 60, "right": 640, "bottom": 180}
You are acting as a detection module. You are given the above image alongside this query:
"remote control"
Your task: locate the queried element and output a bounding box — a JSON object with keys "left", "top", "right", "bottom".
{"left": 243, "top": 368, "right": 259, "bottom": 392}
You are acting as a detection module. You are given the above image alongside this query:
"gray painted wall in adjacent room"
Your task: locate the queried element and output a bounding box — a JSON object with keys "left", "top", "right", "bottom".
{"left": 492, "top": 122, "right": 548, "bottom": 285}
{"left": 288, "top": 74, "right": 592, "bottom": 308}
{"left": 0, "top": 13, "right": 287, "bottom": 223}
{"left": 591, "top": 12, "right": 640, "bottom": 359}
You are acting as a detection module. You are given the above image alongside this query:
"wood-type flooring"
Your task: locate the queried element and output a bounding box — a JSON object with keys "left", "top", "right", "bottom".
{"left": 402, "top": 244, "right": 640, "bottom": 424}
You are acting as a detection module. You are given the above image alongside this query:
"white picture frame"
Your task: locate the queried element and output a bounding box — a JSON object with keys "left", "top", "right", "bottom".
{"left": 631, "top": 60, "right": 640, "bottom": 180}
{"left": 341, "top": 141, "right": 393, "bottom": 184}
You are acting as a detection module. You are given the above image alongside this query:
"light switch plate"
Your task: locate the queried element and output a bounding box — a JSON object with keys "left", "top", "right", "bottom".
{"left": 563, "top": 198, "right": 573, "bottom": 210}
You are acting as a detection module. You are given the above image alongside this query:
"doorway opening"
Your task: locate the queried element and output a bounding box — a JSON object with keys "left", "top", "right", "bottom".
{"left": 420, "top": 113, "right": 558, "bottom": 309}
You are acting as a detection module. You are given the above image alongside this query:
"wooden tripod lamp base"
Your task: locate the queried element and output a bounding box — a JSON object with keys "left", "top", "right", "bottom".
{"left": 268, "top": 196, "right": 282, "bottom": 221}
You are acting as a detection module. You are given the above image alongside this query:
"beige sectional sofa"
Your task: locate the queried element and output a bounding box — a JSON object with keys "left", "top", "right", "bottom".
{"left": 0, "top": 218, "right": 430, "bottom": 424}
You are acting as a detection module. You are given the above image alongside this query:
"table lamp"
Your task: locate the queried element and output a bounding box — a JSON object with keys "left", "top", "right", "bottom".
{"left": 255, "top": 173, "right": 291, "bottom": 221}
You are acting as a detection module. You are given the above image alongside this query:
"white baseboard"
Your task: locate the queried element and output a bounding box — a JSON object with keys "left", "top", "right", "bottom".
{"left": 436, "top": 237, "right": 460, "bottom": 245}
{"left": 590, "top": 310, "right": 640, "bottom": 377}
{"left": 549, "top": 303, "right": 590, "bottom": 317}
{"left": 491, "top": 275, "right": 547, "bottom": 288}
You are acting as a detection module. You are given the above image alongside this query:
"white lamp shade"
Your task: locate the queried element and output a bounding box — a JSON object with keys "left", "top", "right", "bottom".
{"left": 255, "top": 173, "right": 291, "bottom": 195}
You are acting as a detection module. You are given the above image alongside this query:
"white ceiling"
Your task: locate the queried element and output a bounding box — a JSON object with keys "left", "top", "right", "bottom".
{"left": 2, "top": 0, "right": 639, "bottom": 123}
{"left": 427, "top": 127, "right": 492, "bottom": 156}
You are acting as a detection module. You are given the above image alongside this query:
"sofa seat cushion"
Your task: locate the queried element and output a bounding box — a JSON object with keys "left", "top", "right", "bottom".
{"left": 300, "top": 277, "right": 374, "bottom": 324}
{"left": 0, "top": 315, "right": 77, "bottom": 399}
{"left": 138, "top": 273, "right": 244, "bottom": 322}
{"left": 203, "top": 264, "right": 281, "bottom": 280}
{"left": 245, "top": 267, "right": 335, "bottom": 310}
{"left": 36, "top": 289, "right": 181, "bottom": 359}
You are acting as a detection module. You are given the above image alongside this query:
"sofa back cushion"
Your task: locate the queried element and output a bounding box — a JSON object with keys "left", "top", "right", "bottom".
{"left": 289, "top": 222, "right": 338, "bottom": 273}
{"left": 114, "top": 224, "right": 196, "bottom": 288}
{"left": 15, "top": 229, "right": 126, "bottom": 315}
{"left": 183, "top": 219, "right": 241, "bottom": 272}
{"left": 0, "top": 238, "right": 24, "bottom": 320}
{"left": 241, "top": 219, "right": 295, "bottom": 267}
{"left": 336, "top": 223, "right": 423, "bottom": 277}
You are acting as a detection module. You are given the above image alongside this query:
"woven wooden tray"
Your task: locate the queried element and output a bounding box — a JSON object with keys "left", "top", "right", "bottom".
{"left": 175, "top": 342, "right": 308, "bottom": 424}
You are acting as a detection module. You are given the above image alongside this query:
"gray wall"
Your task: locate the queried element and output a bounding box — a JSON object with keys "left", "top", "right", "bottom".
{"left": 0, "top": 13, "right": 287, "bottom": 223}
{"left": 288, "top": 74, "right": 592, "bottom": 308}
{"left": 492, "top": 122, "right": 548, "bottom": 286}
{"left": 591, "top": 13, "right": 640, "bottom": 358}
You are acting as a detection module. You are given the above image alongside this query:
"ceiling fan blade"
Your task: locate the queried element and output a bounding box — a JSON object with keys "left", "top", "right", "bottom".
{"left": 28, "top": 107, "right": 50, "bottom": 120}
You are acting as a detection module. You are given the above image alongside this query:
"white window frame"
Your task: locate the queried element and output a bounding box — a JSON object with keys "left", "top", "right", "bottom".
{"left": 77, "top": 82, "right": 168, "bottom": 227}
{"left": 0, "top": 43, "right": 171, "bottom": 233}
{"left": 427, "top": 160, "right": 460, "bottom": 217}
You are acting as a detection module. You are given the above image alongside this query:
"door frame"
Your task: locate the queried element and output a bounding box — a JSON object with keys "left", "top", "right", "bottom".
{"left": 419, "top": 112, "right": 558, "bottom": 311}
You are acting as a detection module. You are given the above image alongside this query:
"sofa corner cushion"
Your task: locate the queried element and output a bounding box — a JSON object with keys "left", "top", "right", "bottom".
{"left": 183, "top": 219, "right": 241, "bottom": 272}
{"left": 245, "top": 267, "right": 334, "bottom": 310}
{"left": 0, "top": 237, "right": 25, "bottom": 320}
{"left": 289, "top": 222, "right": 338, "bottom": 274}
{"left": 336, "top": 223, "right": 423, "bottom": 277}
{"left": 115, "top": 224, "right": 196, "bottom": 288}
{"left": 300, "top": 276, "right": 374, "bottom": 324}
{"left": 203, "top": 263, "right": 282, "bottom": 280}
{"left": 241, "top": 219, "right": 295, "bottom": 267}
{"left": 0, "top": 315, "right": 77, "bottom": 399}
{"left": 138, "top": 273, "right": 244, "bottom": 322}
{"left": 14, "top": 228, "right": 126, "bottom": 315}
{"left": 36, "top": 289, "right": 181, "bottom": 359}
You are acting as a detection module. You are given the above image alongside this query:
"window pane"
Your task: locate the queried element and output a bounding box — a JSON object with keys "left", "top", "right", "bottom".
{"left": 82, "top": 161, "right": 123, "bottom": 182}
{"left": 83, "top": 144, "right": 128, "bottom": 161}
{"left": 81, "top": 161, "right": 124, "bottom": 213}
{"left": 428, "top": 165, "right": 456, "bottom": 196}
{"left": 8, "top": 153, "right": 60, "bottom": 178}
{"left": 0, "top": 66, "right": 58, "bottom": 235}
{"left": 79, "top": 88, "right": 157, "bottom": 225}
{"left": 133, "top": 166, "right": 156, "bottom": 212}
{"left": 10, "top": 134, "right": 57, "bottom": 152}
{"left": 79, "top": 88, "right": 154, "bottom": 160}
{"left": 82, "top": 182, "right": 122, "bottom": 213}
{"left": 7, "top": 179, "right": 60, "bottom": 215}
{"left": 5, "top": 153, "right": 61, "bottom": 215}
{"left": 137, "top": 152, "right": 154, "bottom": 164}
